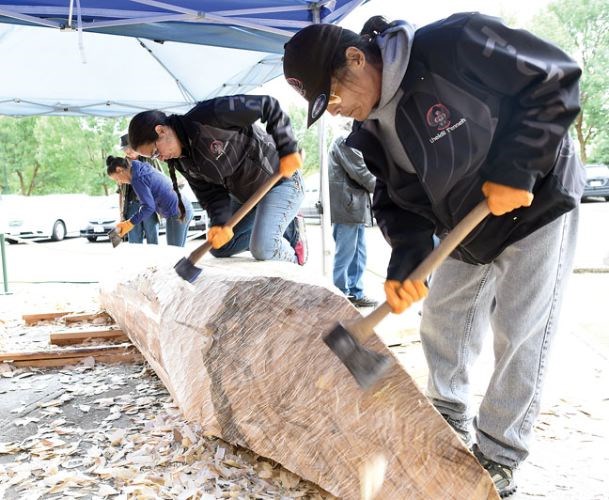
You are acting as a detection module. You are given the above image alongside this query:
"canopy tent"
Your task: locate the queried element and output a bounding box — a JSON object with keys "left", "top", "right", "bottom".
{"left": 0, "top": 0, "right": 358, "bottom": 49}
{"left": 0, "top": 0, "right": 365, "bottom": 116}
{"left": 0, "top": 1, "right": 362, "bottom": 274}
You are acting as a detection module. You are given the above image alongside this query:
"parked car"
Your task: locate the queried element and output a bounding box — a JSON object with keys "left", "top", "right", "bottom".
{"left": 181, "top": 184, "right": 208, "bottom": 234}
{"left": 581, "top": 164, "right": 609, "bottom": 202}
{"left": 300, "top": 173, "right": 322, "bottom": 221}
{"left": 80, "top": 189, "right": 208, "bottom": 243}
{"left": 1, "top": 194, "right": 91, "bottom": 243}
{"left": 79, "top": 196, "right": 122, "bottom": 242}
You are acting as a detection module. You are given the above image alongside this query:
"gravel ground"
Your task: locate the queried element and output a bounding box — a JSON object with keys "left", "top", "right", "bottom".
{"left": 1, "top": 201, "right": 608, "bottom": 498}
{"left": 1, "top": 275, "right": 607, "bottom": 499}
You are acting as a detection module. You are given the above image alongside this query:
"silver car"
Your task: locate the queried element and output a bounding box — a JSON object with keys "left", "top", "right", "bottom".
{"left": 582, "top": 164, "right": 609, "bottom": 202}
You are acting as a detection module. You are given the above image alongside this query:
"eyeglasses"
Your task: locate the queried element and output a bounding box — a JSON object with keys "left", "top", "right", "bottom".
{"left": 329, "top": 93, "right": 342, "bottom": 105}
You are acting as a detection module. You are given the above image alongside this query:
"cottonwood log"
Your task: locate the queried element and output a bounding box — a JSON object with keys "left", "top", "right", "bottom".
{"left": 100, "top": 257, "right": 497, "bottom": 500}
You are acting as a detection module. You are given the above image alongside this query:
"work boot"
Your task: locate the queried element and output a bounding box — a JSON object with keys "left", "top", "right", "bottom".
{"left": 292, "top": 215, "right": 308, "bottom": 265}
{"left": 441, "top": 414, "right": 474, "bottom": 448}
{"left": 348, "top": 295, "right": 378, "bottom": 308}
{"left": 472, "top": 444, "right": 517, "bottom": 498}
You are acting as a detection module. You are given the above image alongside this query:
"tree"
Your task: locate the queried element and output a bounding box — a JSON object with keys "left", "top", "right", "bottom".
{"left": 0, "top": 116, "right": 41, "bottom": 195}
{"left": 288, "top": 105, "right": 336, "bottom": 179}
{"left": 529, "top": 0, "right": 609, "bottom": 163}
{"left": 80, "top": 117, "right": 128, "bottom": 196}
{"left": 0, "top": 115, "right": 127, "bottom": 195}
{"left": 33, "top": 117, "right": 93, "bottom": 194}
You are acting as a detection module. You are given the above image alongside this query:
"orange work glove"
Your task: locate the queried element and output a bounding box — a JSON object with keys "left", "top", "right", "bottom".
{"left": 481, "top": 181, "right": 534, "bottom": 216}
{"left": 279, "top": 151, "right": 303, "bottom": 178}
{"left": 116, "top": 220, "right": 134, "bottom": 237}
{"left": 384, "top": 279, "right": 428, "bottom": 314}
{"left": 207, "top": 225, "right": 234, "bottom": 249}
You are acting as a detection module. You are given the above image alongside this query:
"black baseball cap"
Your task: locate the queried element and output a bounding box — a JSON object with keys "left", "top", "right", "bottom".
{"left": 283, "top": 24, "right": 359, "bottom": 127}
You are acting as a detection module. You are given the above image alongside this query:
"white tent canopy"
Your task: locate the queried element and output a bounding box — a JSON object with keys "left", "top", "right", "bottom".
{"left": 0, "top": 23, "right": 282, "bottom": 116}
{"left": 0, "top": 0, "right": 366, "bottom": 116}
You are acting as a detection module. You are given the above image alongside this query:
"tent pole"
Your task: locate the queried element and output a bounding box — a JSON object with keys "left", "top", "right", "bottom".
{"left": 311, "top": 3, "right": 333, "bottom": 278}
{"left": 0, "top": 233, "right": 9, "bottom": 295}
{"left": 67, "top": 0, "right": 74, "bottom": 29}
{"left": 318, "top": 115, "right": 333, "bottom": 277}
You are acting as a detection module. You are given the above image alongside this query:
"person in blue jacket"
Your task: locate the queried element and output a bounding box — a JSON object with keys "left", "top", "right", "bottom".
{"left": 117, "top": 134, "right": 161, "bottom": 245}
{"left": 283, "top": 12, "right": 585, "bottom": 497}
{"left": 106, "top": 156, "right": 193, "bottom": 247}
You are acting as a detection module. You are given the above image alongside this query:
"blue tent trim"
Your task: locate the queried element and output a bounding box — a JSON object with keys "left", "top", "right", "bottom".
{"left": 0, "top": 1, "right": 366, "bottom": 53}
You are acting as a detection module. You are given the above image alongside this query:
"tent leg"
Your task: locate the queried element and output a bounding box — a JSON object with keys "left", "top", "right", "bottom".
{"left": 318, "top": 116, "right": 333, "bottom": 278}
{"left": 0, "top": 233, "right": 9, "bottom": 295}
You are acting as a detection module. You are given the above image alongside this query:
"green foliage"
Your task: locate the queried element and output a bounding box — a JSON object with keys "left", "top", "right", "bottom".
{"left": 528, "top": 0, "right": 609, "bottom": 162}
{"left": 0, "top": 115, "right": 127, "bottom": 195}
{"left": 0, "top": 116, "right": 42, "bottom": 195}
{"left": 287, "top": 105, "right": 335, "bottom": 177}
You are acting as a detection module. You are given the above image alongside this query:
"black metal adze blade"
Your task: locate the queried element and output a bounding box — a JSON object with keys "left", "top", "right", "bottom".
{"left": 174, "top": 256, "right": 202, "bottom": 283}
{"left": 323, "top": 323, "right": 392, "bottom": 389}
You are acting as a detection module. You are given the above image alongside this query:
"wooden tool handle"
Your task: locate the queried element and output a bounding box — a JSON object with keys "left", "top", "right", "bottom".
{"left": 187, "top": 172, "right": 285, "bottom": 264}
{"left": 224, "top": 172, "right": 284, "bottom": 230}
{"left": 354, "top": 201, "right": 491, "bottom": 338}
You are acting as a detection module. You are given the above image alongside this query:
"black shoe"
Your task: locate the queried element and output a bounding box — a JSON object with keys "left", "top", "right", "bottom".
{"left": 441, "top": 414, "right": 474, "bottom": 448}
{"left": 348, "top": 295, "right": 378, "bottom": 308}
{"left": 472, "top": 444, "right": 517, "bottom": 498}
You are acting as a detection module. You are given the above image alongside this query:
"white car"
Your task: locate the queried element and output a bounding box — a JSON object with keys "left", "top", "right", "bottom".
{"left": 1, "top": 194, "right": 91, "bottom": 243}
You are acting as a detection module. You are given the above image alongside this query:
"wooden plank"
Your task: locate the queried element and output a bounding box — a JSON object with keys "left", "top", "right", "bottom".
{"left": 62, "top": 311, "right": 113, "bottom": 324}
{"left": 0, "top": 344, "right": 134, "bottom": 362}
{"left": 49, "top": 328, "right": 128, "bottom": 346}
{"left": 100, "top": 258, "right": 498, "bottom": 500}
{"left": 22, "top": 312, "right": 72, "bottom": 325}
{"left": 8, "top": 349, "right": 142, "bottom": 368}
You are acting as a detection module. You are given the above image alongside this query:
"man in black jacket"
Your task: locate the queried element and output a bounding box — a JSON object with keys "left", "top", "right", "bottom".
{"left": 328, "top": 131, "right": 377, "bottom": 307}
{"left": 284, "top": 12, "right": 585, "bottom": 497}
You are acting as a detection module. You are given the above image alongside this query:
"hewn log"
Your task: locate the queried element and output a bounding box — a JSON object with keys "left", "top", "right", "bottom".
{"left": 100, "top": 257, "right": 498, "bottom": 499}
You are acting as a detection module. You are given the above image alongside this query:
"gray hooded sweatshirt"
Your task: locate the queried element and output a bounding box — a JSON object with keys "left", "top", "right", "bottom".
{"left": 367, "top": 21, "right": 416, "bottom": 174}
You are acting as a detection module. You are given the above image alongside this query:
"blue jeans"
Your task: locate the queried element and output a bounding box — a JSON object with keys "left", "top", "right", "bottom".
{"left": 420, "top": 208, "right": 579, "bottom": 467}
{"left": 210, "top": 172, "right": 304, "bottom": 263}
{"left": 165, "top": 198, "right": 193, "bottom": 247}
{"left": 126, "top": 200, "right": 159, "bottom": 245}
{"left": 332, "top": 223, "right": 367, "bottom": 299}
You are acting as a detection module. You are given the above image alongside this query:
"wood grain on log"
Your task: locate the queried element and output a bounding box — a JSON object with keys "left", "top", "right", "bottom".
{"left": 100, "top": 257, "right": 498, "bottom": 500}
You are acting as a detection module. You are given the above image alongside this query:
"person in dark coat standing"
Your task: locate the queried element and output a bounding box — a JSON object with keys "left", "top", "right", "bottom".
{"left": 328, "top": 128, "right": 377, "bottom": 307}
{"left": 283, "top": 12, "right": 585, "bottom": 497}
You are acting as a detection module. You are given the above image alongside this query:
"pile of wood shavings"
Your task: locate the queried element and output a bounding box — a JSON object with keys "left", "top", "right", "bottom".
{"left": 0, "top": 362, "right": 333, "bottom": 499}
